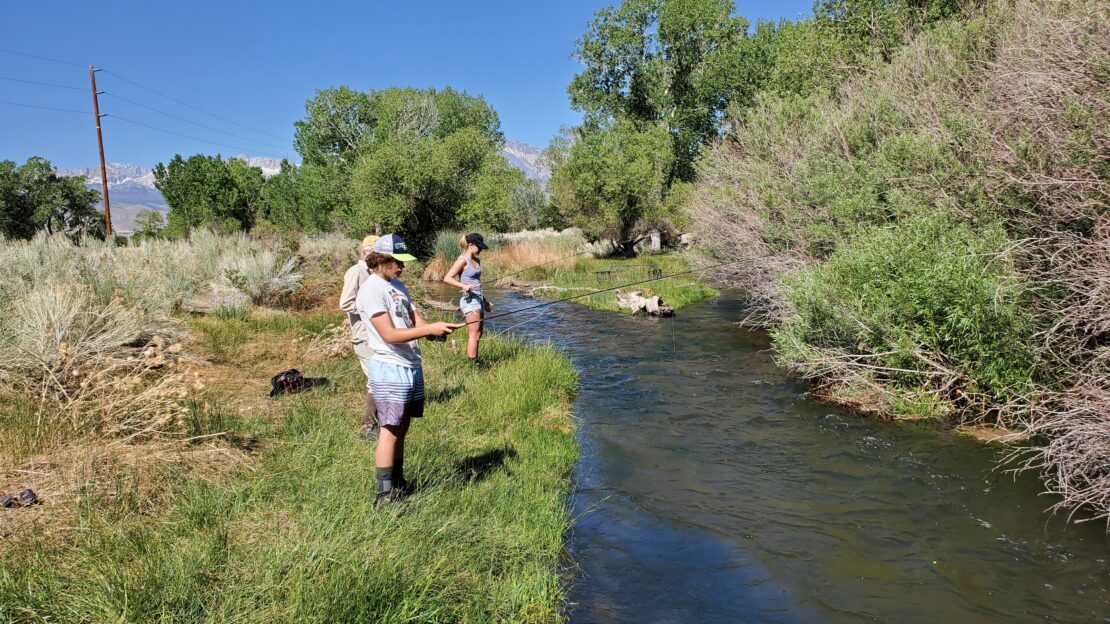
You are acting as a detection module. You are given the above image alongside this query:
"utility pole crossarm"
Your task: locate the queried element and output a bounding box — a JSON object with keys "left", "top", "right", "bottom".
{"left": 89, "top": 65, "right": 112, "bottom": 237}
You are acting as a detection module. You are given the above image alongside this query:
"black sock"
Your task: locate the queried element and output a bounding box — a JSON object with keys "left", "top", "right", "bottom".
{"left": 393, "top": 458, "right": 405, "bottom": 486}
{"left": 376, "top": 466, "right": 393, "bottom": 494}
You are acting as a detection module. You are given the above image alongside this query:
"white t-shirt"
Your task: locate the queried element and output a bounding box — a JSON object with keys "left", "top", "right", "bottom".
{"left": 355, "top": 273, "right": 421, "bottom": 368}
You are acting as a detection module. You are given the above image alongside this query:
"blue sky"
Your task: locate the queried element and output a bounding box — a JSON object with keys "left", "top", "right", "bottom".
{"left": 1, "top": 0, "right": 812, "bottom": 170}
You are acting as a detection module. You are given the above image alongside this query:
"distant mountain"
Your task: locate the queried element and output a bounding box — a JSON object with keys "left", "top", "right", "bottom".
{"left": 501, "top": 140, "right": 550, "bottom": 186}
{"left": 58, "top": 163, "right": 166, "bottom": 233}
{"left": 59, "top": 142, "right": 545, "bottom": 233}
{"left": 59, "top": 158, "right": 283, "bottom": 233}
{"left": 232, "top": 154, "right": 283, "bottom": 178}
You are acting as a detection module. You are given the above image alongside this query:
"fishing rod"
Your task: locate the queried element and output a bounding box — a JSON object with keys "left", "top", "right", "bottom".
{"left": 451, "top": 258, "right": 741, "bottom": 329}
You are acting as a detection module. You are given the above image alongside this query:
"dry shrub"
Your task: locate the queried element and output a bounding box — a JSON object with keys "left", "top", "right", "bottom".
{"left": 488, "top": 238, "right": 582, "bottom": 282}
{"left": 0, "top": 285, "right": 189, "bottom": 438}
{"left": 421, "top": 256, "right": 450, "bottom": 281}
{"left": 297, "top": 233, "right": 358, "bottom": 270}
{"left": 983, "top": 0, "right": 1110, "bottom": 522}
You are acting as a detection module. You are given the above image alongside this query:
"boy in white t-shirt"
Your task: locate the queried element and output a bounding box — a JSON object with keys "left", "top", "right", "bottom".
{"left": 356, "top": 234, "right": 461, "bottom": 505}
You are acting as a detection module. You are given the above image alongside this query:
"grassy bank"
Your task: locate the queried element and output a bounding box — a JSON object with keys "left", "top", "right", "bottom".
{"left": 423, "top": 229, "right": 717, "bottom": 315}
{"left": 507, "top": 254, "right": 718, "bottom": 315}
{"left": 1, "top": 234, "right": 579, "bottom": 622}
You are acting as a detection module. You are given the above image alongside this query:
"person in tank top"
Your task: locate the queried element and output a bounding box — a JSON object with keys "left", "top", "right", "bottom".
{"left": 443, "top": 232, "right": 493, "bottom": 364}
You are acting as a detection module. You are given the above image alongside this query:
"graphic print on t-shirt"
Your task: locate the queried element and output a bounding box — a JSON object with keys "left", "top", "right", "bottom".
{"left": 390, "top": 289, "right": 413, "bottom": 328}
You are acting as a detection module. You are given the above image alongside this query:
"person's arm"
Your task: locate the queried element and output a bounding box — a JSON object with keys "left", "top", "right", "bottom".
{"left": 411, "top": 305, "right": 429, "bottom": 328}
{"left": 370, "top": 312, "right": 459, "bottom": 344}
{"left": 338, "top": 266, "right": 359, "bottom": 312}
{"left": 442, "top": 257, "right": 473, "bottom": 292}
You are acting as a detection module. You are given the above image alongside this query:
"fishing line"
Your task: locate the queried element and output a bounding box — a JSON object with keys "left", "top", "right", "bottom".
{"left": 454, "top": 258, "right": 741, "bottom": 329}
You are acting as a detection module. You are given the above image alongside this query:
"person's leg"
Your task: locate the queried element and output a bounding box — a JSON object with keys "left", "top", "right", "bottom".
{"left": 354, "top": 341, "right": 378, "bottom": 438}
{"left": 465, "top": 310, "right": 482, "bottom": 361}
{"left": 361, "top": 390, "right": 378, "bottom": 439}
{"left": 392, "top": 419, "right": 411, "bottom": 492}
{"left": 375, "top": 424, "right": 401, "bottom": 501}
{"left": 394, "top": 372, "right": 425, "bottom": 495}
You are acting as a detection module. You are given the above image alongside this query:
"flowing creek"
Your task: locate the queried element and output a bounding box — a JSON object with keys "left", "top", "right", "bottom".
{"left": 450, "top": 285, "right": 1110, "bottom": 622}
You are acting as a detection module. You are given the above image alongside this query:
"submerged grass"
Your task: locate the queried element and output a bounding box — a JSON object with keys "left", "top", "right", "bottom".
{"left": 1, "top": 308, "right": 579, "bottom": 622}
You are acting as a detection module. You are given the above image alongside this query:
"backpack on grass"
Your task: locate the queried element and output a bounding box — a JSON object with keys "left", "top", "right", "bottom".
{"left": 268, "top": 369, "right": 333, "bottom": 398}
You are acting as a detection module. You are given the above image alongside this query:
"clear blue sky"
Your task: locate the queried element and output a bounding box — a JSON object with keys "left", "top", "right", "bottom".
{"left": 1, "top": 0, "right": 812, "bottom": 170}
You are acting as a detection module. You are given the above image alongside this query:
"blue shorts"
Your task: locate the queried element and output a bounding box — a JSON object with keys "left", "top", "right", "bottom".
{"left": 460, "top": 292, "right": 485, "bottom": 316}
{"left": 368, "top": 360, "right": 425, "bottom": 427}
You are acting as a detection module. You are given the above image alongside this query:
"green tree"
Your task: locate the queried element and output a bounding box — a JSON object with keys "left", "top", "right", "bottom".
{"left": 569, "top": 0, "right": 749, "bottom": 182}
{"left": 510, "top": 179, "right": 549, "bottom": 231}
{"left": 458, "top": 156, "right": 527, "bottom": 232}
{"left": 261, "top": 161, "right": 330, "bottom": 232}
{"left": 154, "top": 154, "right": 264, "bottom": 235}
{"left": 347, "top": 126, "right": 492, "bottom": 249}
{"left": 814, "top": 0, "right": 966, "bottom": 62}
{"left": 314, "top": 87, "right": 508, "bottom": 248}
{"left": 0, "top": 157, "right": 102, "bottom": 239}
{"left": 132, "top": 210, "right": 166, "bottom": 240}
{"left": 548, "top": 121, "right": 675, "bottom": 255}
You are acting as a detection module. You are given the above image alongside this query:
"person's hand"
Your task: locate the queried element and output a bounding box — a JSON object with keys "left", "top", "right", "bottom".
{"left": 483, "top": 299, "right": 493, "bottom": 313}
{"left": 426, "top": 322, "right": 462, "bottom": 337}
{"left": 462, "top": 284, "right": 474, "bottom": 293}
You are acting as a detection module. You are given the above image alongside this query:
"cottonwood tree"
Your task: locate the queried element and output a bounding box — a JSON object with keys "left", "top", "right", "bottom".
{"left": 316, "top": 87, "right": 509, "bottom": 249}
{"left": 569, "top": 0, "right": 749, "bottom": 182}
{"left": 548, "top": 121, "right": 681, "bottom": 256}
{"left": 154, "top": 154, "right": 264, "bottom": 235}
{"left": 0, "top": 157, "right": 102, "bottom": 239}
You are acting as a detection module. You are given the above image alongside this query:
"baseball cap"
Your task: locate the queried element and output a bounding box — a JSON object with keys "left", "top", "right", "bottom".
{"left": 372, "top": 234, "right": 417, "bottom": 262}
{"left": 465, "top": 233, "right": 488, "bottom": 250}
{"left": 361, "top": 235, "right": 380, "bottom": 248}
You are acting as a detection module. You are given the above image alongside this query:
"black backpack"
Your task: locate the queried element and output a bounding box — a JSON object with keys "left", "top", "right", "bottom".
{"left": 268, "top": 369, "right": 333, "bottom": 398}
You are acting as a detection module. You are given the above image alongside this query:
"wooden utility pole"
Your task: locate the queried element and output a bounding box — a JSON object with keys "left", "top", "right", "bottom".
{"left": 88, "top": 65, "right": 112, "bottom": 237}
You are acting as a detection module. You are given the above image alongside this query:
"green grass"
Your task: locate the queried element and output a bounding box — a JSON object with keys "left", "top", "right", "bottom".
{"left": 1, "top": 311, "right": 579, "bottom": 623}
{"left": 512, "top": 253, "right": 718, "bottom": 314}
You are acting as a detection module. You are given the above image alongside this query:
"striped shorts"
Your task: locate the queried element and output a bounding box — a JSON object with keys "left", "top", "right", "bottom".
{"left": 368, "top": 360, "right": 425, "bottom": 427}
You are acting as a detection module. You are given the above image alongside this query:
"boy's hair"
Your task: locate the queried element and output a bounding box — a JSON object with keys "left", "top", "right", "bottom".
{"left": 366, "top": 251, "right": 397, "bottom": 271}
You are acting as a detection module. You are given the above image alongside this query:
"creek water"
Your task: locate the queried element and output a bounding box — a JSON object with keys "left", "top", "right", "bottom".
{"left": 455, "top": 285, "right": 1110, "bottom": 622}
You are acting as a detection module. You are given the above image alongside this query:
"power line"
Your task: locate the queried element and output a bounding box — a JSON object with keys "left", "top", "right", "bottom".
{"left": 104, "top": 114, "right": 288, "bottom": 159}
{"left": 103, "top": 91, "right": 288, "bottom": 150}
{"left": 100, "top": 69, "right": 289, "bottom": 142}
{"left": 0, "top": 46, "right": 85, "bottom": 68}
{"left": 0, "top": 75, "right": 86, "bottom": 91}
{"left": 0, "top": 100, "right": 90, "bottom": 115}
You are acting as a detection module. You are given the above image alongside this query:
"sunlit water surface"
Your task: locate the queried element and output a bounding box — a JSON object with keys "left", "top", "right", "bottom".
{"left": 451, "top": 286, "right": 1110, "bottom": 623}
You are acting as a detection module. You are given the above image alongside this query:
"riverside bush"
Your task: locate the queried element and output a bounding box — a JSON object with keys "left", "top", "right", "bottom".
{"left": 691, "top": 0, "right": 1108, "bottom": 521}
{"left": 775, "top": 215, "right": 1036, "bottom": 415}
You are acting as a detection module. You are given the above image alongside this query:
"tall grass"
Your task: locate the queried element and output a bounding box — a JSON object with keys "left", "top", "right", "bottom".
{"left": 1, "top": 310, "right": 579, "bottom": 622}
{"left": 0, "top": 233, "right": 308, "bottom": 441}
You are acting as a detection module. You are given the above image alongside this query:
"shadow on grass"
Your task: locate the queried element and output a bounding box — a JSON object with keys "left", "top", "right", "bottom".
{"left": 453, "top": 447, "right": 517, "bottom": 483}
{"left": 426, "top": 383, "right": 464, "bottom": 404}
